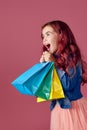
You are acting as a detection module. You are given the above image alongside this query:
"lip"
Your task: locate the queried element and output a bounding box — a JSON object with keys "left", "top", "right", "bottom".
{"left": 45, "top": 44, "right": 50, "bottom": 51}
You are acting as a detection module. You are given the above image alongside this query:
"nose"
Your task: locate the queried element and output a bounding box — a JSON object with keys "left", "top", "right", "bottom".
{"left": 43, "top": 36, "right": 47, "bottom": 43}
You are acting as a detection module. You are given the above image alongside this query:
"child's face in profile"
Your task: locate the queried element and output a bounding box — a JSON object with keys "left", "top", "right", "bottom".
{"left": 41, "top": 25, "right": 61, "bottom": 54}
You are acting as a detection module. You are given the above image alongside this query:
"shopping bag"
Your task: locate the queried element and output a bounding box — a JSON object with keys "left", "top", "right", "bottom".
{"left": 37, "top": 68, "right": 65, "bottom": 102}
{"left": 35, "top": 64, "right": 53, "bottom": 99}
{"left": 11, "top": 62, "right": 54, "bottom": 97}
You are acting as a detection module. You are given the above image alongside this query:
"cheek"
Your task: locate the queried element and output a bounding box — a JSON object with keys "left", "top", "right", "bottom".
{"left": 53, "top": 38, "right": 59, "bottom": 47}
{"left": 52, "top": 41, "right": 58, "bottom": 52}
{"left": 51, "top": 36, "right": 57, "bottom": 43}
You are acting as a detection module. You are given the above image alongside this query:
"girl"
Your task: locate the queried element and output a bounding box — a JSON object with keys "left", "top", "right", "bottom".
{"left": 40, "top": 20, "right": 87, "bottom": 130}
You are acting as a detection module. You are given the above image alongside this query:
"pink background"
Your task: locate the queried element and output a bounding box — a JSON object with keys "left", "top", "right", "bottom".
{"left": 0, "top": 0, "right": 87, "bottom": 130}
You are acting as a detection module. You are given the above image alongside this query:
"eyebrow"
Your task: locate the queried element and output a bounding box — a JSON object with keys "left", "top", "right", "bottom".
{"left": 42, "top": 31, "right": 54, "bottom": 36}
{"left": 41, "top": 30, "right": 55, "bottom": 39}
{"left": 45, "top": 31, "right": 54, "bottom": 34}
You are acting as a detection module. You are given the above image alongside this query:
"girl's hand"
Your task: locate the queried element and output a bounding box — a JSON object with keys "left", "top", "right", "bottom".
{"left": 40, "top": 51, "right": 55, "bottom": 62}
{"left": 40, "top": 54, "right": 45, "bottom": 63}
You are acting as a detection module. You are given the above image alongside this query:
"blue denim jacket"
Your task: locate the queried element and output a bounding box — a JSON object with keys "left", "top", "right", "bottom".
{"left": 50, "top": 63, "right": 83, "bottom": 110}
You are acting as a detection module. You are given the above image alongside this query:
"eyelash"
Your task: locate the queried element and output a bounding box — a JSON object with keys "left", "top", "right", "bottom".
{"left": 47, "top": 33, "right": 50, "bottom": 36}
{"left": 41, "top": 33, "right": 51, "bottom": 40}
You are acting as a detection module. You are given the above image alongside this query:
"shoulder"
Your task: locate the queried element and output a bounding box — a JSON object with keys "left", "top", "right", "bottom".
{"left": 56, "top": 62, "right": 82, "bottom": 79}
{"left": 75, "top": 62, "right": 82, "bottom": 76}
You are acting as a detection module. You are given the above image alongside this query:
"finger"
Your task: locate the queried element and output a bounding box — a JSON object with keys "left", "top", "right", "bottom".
{"left": 44, "top": 51, "right": 49, "bottom": 54}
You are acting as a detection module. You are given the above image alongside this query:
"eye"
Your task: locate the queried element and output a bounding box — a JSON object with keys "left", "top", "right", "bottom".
{"left": 47, "top": 33, "right": 50, "bottom": 36}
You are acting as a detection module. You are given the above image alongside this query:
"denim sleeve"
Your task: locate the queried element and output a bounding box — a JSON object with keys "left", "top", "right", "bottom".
{"left": 56, "top": 64, "right": 82, "bottom": 91}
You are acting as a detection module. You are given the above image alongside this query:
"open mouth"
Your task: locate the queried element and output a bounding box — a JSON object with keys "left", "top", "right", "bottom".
{"left": 46, "top": 44, "right": 50, "bottom": 51}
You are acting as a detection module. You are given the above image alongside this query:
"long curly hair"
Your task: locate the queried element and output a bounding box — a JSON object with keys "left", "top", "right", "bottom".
{"left": 41, "top": 20, "right": 87, "bottom": 84}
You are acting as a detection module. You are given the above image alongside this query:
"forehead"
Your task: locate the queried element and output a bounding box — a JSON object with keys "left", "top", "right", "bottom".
{"left": 42, "top": 25, "right": 55, "bottom": 34}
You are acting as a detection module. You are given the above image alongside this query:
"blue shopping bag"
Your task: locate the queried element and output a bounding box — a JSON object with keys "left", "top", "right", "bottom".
{"left": 11, "top": 62, "right": 54, "bottom": 98}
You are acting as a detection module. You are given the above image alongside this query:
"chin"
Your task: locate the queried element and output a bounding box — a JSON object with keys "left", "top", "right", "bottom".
{"left": 50, "top": 50, "right": 56, "bottom": 54}
{"left": 49, "top": 50, "right": 53, "bottom": 54}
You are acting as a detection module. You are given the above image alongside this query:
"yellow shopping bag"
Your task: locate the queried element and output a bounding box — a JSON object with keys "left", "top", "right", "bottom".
{"left": 37, "top": 68, "right": 65, "bottom": 102}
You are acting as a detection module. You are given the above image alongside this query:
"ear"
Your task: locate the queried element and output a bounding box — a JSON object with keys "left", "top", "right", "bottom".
{"left": 59, "top": 32, "right": 67, "bottom": 44}
{"left": 58, "top": 31, "right": 63, "bottom": 41}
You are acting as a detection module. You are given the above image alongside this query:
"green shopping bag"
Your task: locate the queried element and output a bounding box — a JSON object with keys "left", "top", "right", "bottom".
{"left": 35, "top": 63, "right": 53, "bottom": 99}
{"left": 37, "top": 68, "right": 65, "bottom": 102}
